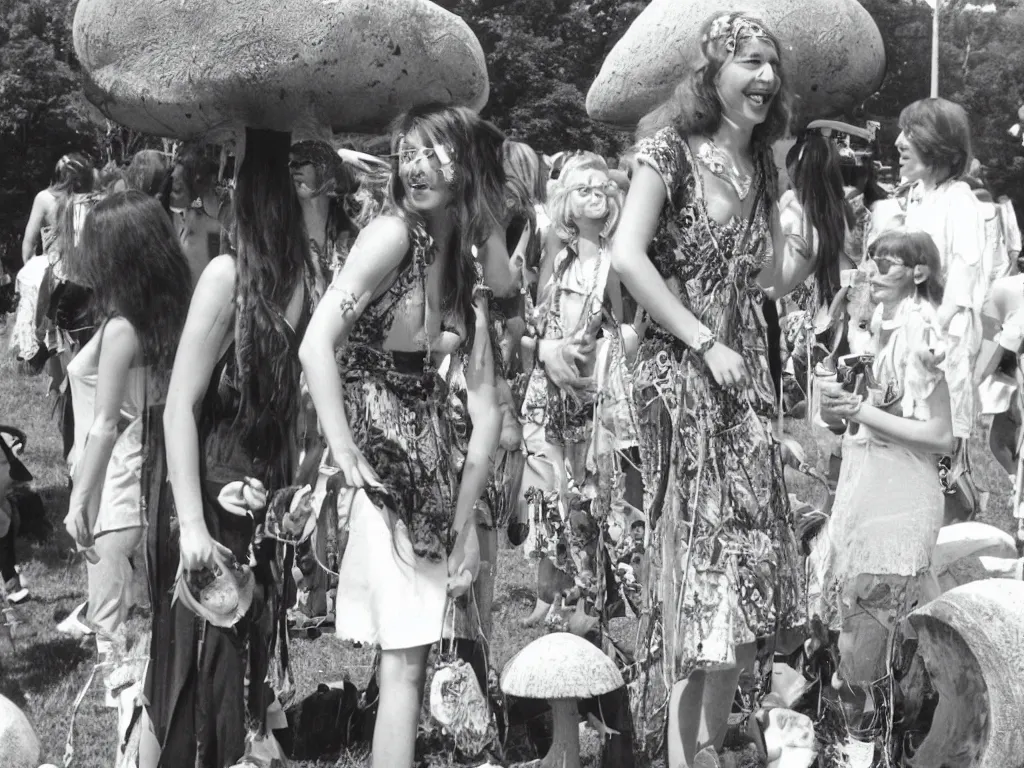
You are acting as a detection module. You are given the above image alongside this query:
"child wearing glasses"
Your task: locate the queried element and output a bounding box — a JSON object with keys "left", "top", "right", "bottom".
{"left": 817, "top": 229, "right": 952, "bottom": 753}
{"left": 518, "top": 154, "right": 642, "bottom": 632}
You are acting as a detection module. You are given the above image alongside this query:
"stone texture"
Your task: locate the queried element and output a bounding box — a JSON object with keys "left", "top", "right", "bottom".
{"left": 0, "top": 694, "right": 40, "bottom": 768}
{"left": 73, "top": 0, "right": 489, "bottom": 140}
{"left": 908, "top": 580, "right": 1024, "bottom": 768}
{"left": 586, "top": 0, "right": 885, "bottom": 128}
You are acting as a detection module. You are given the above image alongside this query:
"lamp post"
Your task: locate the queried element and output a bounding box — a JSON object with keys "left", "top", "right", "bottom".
{"left": 931, "top": 0, "right": 940, "bottom": 97}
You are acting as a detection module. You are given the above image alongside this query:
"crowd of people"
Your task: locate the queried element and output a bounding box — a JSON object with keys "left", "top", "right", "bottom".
{"left": 2, "top": 9, "right": 1024, "bottom": 768}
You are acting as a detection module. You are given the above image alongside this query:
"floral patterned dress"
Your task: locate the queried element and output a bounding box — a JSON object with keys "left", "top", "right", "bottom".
{"left": 627, "top": 127, "right": 803, "bottom": 751}
{"left": 330, "top": 221, "right": 465, "bottom": 650}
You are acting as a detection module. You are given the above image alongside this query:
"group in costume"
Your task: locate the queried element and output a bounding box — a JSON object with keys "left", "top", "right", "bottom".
{"left": 6, "top": 8, "right": 1024, "bottom": 768}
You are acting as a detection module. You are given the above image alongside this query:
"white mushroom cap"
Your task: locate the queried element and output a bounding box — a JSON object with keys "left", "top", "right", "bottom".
{"left": 73, "top": 0, "right": 489, "bottom": 141}
{"left": 500, "top": 633, "right": 624, "bottom": 700}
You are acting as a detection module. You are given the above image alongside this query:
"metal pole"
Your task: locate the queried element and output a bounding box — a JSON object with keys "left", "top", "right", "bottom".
{"left": 931, "top": 0, "right": 940, "bottom": 97}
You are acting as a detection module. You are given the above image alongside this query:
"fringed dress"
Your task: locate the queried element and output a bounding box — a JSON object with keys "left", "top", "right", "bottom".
{"left": 145, "top": 305, "right": 309, "bottom": 767}
{"left": 818, "top": 297, "right": 945, "bottom": 685}
{"left": 627, "top": 127, "right": 803, "bottom": 752}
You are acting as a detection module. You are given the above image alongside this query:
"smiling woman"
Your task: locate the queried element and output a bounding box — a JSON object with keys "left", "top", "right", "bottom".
{"left": 611, "top": 11, "right": 805, "bottom": 765}
{"left": 298, "top": 104, "right": 507, "bottom": 768}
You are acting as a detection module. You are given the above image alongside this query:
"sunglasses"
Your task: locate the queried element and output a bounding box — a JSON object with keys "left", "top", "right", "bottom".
{"left": 288, "top": 159, "right": 315, "bottom": 171}
{"left": 569, "top": 180, "right": 618, "bottom": 198}
{"left": 394, "top": 144, "right": 453, "bottom": 167}
{"left": 869, "top": 255, "right": 909, "bottom": 276}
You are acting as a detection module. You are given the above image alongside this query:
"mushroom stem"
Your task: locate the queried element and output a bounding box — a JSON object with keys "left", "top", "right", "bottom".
{"left": 543, "top": 698, "right": 582, "bottom": 768}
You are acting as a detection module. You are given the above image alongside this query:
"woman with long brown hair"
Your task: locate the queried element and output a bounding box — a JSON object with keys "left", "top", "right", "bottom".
{"left": 299, "top": 104, "right": 506, "bottom": 768}
{"left": 151, "top": 128, "right": 317, "bottom": 767}
{"left": 611, "top": 11, "right": 807, "bottom": 766}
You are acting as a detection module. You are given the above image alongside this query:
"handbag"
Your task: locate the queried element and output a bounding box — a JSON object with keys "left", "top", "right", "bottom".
{"left": 428, "top": 595, "right": 498, "bottom": 758}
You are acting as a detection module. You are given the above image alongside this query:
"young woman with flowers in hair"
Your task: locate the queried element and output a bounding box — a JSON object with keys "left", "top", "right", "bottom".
{"left": 299, "top": 104, "right": 506, "bottom": 768}
{"left": 611, "top": 11, "right": 810, "bottom": 766}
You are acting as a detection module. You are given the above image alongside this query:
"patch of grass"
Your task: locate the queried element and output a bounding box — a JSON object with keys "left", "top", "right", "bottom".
{"left": 0, "top": 320, "right": 1015, "bottom": 767}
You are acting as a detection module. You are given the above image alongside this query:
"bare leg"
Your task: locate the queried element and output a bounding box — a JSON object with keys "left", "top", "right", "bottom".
{"left": 522, "top": 558, "right": 552, "bottom": 627}
{"left": 372, "top": 644, "right": 430, "bottom": 768}
{"left": 667, "top": 671, "right": 706, "bottom": 768}
{"left": 475, "top": 525, "right": 498, "bottom": 639}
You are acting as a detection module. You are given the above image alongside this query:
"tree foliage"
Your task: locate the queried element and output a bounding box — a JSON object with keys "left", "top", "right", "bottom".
{"left": 0, "top": 0, "right": 94, "bottom": 268}
{"left": 1, "top": 0, "right": 1023, "bottom": 267}
{"left": 448, "top": 0, "right": 645, "bottom": 156}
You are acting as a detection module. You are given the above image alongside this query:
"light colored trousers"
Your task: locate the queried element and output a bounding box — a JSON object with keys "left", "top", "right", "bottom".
{"left": 87, "top": 525, "right": 145, "bottom": 653}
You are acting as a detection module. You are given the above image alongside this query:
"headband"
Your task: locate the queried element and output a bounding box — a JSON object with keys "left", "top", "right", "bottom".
{"left": 703, "top": 13, "right": 771, "bottom": 55}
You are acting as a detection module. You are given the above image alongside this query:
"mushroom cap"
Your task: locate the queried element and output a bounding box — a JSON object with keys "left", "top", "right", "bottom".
{"left": 0, "top": 694, "right": 40, "bottom": 768}
{"left": 500, "top": 632, "right": 624, "bottom": 700}
{"left": 73, "top": 0, "right": 489, "bottom": 141}
{"left": 586, "top": 0, "right": 885, "bottom": 128}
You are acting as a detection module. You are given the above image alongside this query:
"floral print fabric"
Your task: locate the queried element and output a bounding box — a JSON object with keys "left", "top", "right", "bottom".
{"left": 333, "top": 223, "right": 459, "bottom": 563}
{"left": 626, "top": 127, "right": 803, "bottom": 752}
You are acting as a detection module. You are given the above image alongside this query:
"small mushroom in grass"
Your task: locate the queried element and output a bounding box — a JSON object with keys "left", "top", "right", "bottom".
{"left": 500, "top": 633, "right": 624, "bottom": 768}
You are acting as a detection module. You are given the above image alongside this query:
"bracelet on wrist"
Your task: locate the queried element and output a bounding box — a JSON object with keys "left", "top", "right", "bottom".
{"left": 694, "top": 334, "right": 717, "bottom": 357}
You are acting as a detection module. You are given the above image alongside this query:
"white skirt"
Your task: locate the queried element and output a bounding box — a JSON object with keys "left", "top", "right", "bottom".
{"left": 325, "top": 480, "right": 449, "bottom": 651}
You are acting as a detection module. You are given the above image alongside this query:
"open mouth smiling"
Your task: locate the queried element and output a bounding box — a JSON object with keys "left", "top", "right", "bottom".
{"left": 744, "top": 89, "right": 774, "bottom": 107}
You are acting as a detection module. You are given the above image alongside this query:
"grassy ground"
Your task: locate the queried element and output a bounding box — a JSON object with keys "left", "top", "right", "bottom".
{"left": 0, "top": 321, "right": 1013, "bottom": 767}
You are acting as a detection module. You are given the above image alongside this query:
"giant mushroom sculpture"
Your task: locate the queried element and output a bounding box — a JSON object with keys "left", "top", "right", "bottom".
{"left": 907, "top": 579, "right": 1024, "bottom": 767}
{"left": 500, "top": 632, "right": 624, "bottom": 768}
{"left": 586, "top": 0, "right": 885, "bottom": 128}
{"left": 73, "top": 0, "right": 488, "bottom": 142}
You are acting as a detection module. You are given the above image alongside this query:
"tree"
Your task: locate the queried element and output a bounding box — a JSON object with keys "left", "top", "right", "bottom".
{"left": 0, "top": 0, "right": 96, "bottom": 269}
{"left": 451, "top": 0, "right": 645, "bottom": 157}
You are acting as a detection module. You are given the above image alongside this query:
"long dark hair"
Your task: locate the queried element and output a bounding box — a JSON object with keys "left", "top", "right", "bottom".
{"left": 72, "top": 190, "right": 192, "bottom": 372}
{"left": 787, "top": 133, "right": 853, "bottom": 307}
{"left": 125, "top": 150, "right": 169, "bottom": 197}
{"left": 841, "top": 163, "right": 889, "bottom": 209}
{"left": 388, "top": 105, "right": 506, "bottom": 336}
{"left": 232, "top": 128, "right": 313, "bottom": 466}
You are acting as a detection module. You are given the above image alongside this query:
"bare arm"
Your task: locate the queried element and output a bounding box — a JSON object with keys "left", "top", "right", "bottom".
{"left": 454, "top": 294, "right": 503, "bottom": 536}
{"left": 610, "top": 165, "right": 715, "bottom": 349}
{"left": 537, "top": 226, "right": 563, "bottom": 303}
{"left": 611, "top": 163, "right": 750, "bottom": 387}
{"left": 478, "top": 229, "right": 520, "bottom": 299}
{"left": 163, "top": 254, "right": 237, "bottom": 569}
{"left": 21, "top": 191, "right": 50, "bottom": 264}
{"left": 298, "top": 217, "right": 409, "bottom": 486}
{"left": 822, "top": 380, "right": 954, "bottom": 455}
{"left": 65, "top": 319, "right": 138, "bottom": 543}
{"left": 758, "top": 203, "right": 817, "bottom": 300}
